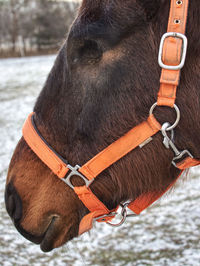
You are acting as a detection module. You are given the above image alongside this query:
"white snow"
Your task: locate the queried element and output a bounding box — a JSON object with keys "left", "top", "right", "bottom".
{"left": 0, "top": 55, "right": 200, "bottom": 266}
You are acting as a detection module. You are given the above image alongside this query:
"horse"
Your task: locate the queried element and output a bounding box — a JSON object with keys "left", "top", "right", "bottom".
{"left": 5, "top": 0, "right": 200, "bottom": 253}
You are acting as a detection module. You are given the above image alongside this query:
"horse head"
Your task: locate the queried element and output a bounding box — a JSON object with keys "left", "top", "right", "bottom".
{"left": 5, "top": 0, "right": 200, "bottom": 252}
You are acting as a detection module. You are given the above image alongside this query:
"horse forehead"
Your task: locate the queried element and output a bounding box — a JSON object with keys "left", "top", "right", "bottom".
{"left": 79, "top": 0, "right": 140, "bottom": 23}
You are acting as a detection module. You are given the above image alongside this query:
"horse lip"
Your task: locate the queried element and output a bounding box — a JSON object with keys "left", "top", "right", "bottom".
{"left": 15, "top": 215, "right": 73, "bottom": 252}
{"left": 40, "top": 217, "right": 76, "bottom": 252}
{"left": 40, "top": 216, "right": 59, "bottom": 252}
{"left": 14, "top": 221, "right": 45, "bottom": 245}
{"left": 14, "top": 216, "right": 58, "bottom": 246}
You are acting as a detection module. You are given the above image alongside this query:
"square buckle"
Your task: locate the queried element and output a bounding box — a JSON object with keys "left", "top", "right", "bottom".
{"left": 62, "top": 164, "right": 94, "bottom": 189}
{"left": 158, "top": 32, "right": 188, "bottom": 70}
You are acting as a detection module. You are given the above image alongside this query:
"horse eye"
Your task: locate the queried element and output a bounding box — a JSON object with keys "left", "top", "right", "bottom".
{"left": 80, "top": 40, "right": 102, "bottom": 60}
{"left": 68, "top": 38, "right": 103, "bottom": 65}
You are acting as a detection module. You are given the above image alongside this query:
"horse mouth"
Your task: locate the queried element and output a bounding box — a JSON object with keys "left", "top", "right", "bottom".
{"left": 40, "top": 216, "right": 75, "bottom": 252}
{"left": 14, "top": 216, "right": 75, "bottom": 252}
{"left": 40, "top": 216, "right": 60, "bottom": 252}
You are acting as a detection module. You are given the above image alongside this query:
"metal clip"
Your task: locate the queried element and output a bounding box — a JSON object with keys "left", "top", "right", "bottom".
{"left": 161, "top": 123, "right": 193, "bottom": 167}
{"left": 106, "top": 202, "right": 138, "bottom": 227}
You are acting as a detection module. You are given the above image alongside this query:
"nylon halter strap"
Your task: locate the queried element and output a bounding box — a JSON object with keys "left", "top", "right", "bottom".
{"left": 22, "top": 0, "right": 199, "bottom": 235}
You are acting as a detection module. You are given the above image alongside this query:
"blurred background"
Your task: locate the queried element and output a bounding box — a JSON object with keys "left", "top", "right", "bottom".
{"left": 0, "top": 0, "right": 79, "bottom": 58}
{"left": 0, "top": 1, "right": 200, "bottom": 265}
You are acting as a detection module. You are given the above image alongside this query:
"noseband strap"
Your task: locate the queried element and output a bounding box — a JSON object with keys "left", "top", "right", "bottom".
{"left": 22, "top": 0, "right": 200, "bottom": 235}
{"left": 23, "top": 114, "right": 69, "bottom": 178}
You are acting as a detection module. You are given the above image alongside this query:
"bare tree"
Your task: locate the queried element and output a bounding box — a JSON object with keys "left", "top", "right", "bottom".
{"left": 0, "top": 0, "right": 79, "bottom": 57}
{"left": 9, "top": 0, "right": 23, "bottom": 52}
{"left": 34, "top": 0, "right": 77, "bottom": 50}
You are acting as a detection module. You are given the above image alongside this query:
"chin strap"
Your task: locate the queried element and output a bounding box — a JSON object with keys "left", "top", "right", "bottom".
{"left": 22, "top": 0, "right": 200, "bottom": 235}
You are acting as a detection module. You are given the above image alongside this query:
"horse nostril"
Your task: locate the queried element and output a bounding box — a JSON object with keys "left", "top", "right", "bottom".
{"left": 7, "top": 194, "right": 15, "bottom": 218}
{"left": 5, "top": 182, "right": 22, "bottom": 222}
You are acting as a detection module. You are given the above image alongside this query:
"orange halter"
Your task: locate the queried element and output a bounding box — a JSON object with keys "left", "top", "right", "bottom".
{"left": 22, "top": 0, "right": 200, "bottom": 235}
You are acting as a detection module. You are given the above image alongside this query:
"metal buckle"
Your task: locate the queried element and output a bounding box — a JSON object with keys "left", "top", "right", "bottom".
{"left": 62, "top": 164, "right": 94, "bottom": 189}
{"left": 158, "top": 32, "right": 188, "bottom": 70}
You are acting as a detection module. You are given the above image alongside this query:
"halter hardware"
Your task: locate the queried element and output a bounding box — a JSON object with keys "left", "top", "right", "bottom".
{"left": 149, "top": 103, "right": 180, "bottom": 131}
{"left": 161, "top": 123, "right": 194, "bottom": 168}
{"left": 106, "top": 203, "right": 138, "bottom": 227}
{"left": 62, "top": 164, "right": 94, "bottom": 189}
{"left": 158, "top": 32, "right": 188, "bottom": 70}
{"left": 22, "top": 0, "right": 200, "bottom": 235}
{"left": 94, "top": 212, "right": 118, "bottom": 222}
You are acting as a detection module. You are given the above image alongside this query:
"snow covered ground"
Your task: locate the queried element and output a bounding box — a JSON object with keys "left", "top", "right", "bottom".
{"left": 0, "top": 55, "right": 200, "bottom": 266}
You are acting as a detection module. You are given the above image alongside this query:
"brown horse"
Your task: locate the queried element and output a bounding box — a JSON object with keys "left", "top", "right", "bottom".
{"left": 5, "top": 0, "right": 200, "bottom": 252}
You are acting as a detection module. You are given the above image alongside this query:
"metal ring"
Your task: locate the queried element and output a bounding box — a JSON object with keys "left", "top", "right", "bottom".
{"left": 149, "top": 102, "right": 180, "bottom": 131}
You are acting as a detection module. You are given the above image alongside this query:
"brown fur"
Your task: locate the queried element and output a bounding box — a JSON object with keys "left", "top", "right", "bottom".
{"left": 5, "top": 0, "right": 200, "bottom": 252}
